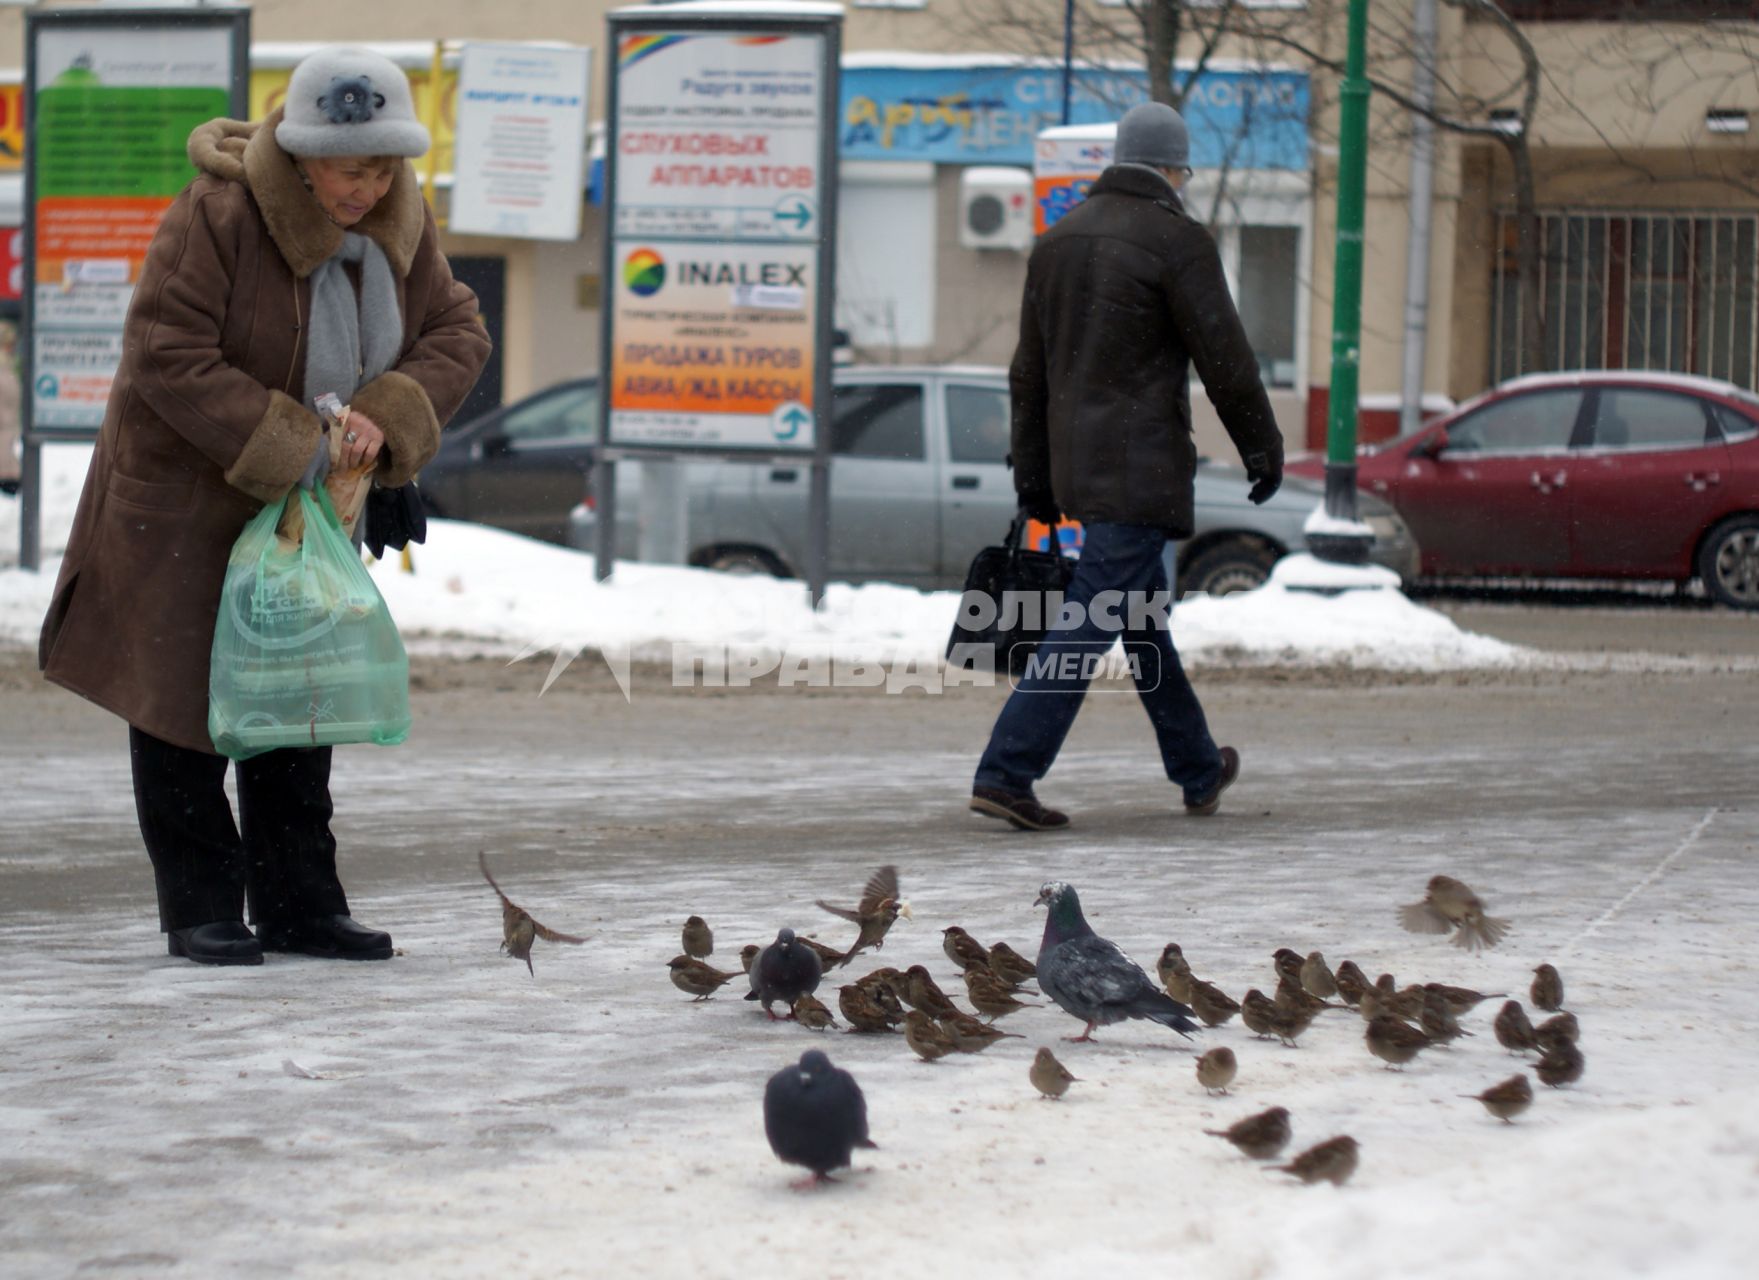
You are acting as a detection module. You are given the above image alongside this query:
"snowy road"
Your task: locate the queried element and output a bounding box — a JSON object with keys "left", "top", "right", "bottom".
{"left": 2, "top": 653, "right": 1757, "bottom": 1278}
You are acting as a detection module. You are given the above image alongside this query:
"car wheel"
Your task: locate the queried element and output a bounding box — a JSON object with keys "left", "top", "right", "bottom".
{"left": 703, "top": 546, "right": 787, "bottom": 577}
{"left": 1180, "top": 539, "right": 1279, "bottom": 598}
{"left": 1697, "top": 515, "right": 1759, "bottom": 610}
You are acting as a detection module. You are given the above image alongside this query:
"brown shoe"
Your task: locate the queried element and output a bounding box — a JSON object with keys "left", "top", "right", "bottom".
{"left": 1184, "top": 746, "right": 1240, "bottom": 816}
{"left": 970, "top": 786, "right": 1070, "bottom": 832}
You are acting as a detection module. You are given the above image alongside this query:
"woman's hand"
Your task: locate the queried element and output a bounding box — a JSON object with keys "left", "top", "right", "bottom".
{"left": 338, "top": 411, "right": 386, "bottom": 472}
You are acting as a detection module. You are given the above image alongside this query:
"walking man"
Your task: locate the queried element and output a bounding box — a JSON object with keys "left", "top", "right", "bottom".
{"left": 969, "top": 101, "right": 1284, "bottom": 831}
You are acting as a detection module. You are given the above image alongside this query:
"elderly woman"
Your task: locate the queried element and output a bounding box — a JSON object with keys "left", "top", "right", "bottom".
{"left": 39, "top": 47, "right": 490, "bottom": 966}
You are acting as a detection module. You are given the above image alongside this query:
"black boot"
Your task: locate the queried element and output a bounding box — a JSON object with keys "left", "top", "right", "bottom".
{"left": 257, "top": 914, "right": 393, "bottom": 961}
{"left": 167, "top": 921, "right": 264, "bottom": 966}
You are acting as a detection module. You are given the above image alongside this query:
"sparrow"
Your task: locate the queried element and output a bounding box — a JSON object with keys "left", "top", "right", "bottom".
{"left": 1333, "top": 960, "right": 1370, "bottom": 1007}
{"left": 1419, "top": 989, "right": 1471, "bottom": 1045}
{"left": 902, "top": 1009, "right": 956, "bottom": 1062}
{"left": 1188, "top": 978, "right": 1241, "bottom": 1028}
{"left": 941, "top": 1011, "right": 1023, "bottom": 1053}
{"left": 1531, "top": 963, "right": 1567, "bottom": 1012}
{"left": 964, "top": 968, "right": 1040, "bottom": 1021}
{"left": 1535, "top": 1011, "right": 1580, "bottom": 1048}
{"left": 1266, "top": 1003, "right": 1316, "bottom": 1048}
{"left": 855, "top": 969, "right": 906, "bottom": 1024}
{"left": 793, "top": 992, "right": 837, "bottom": 1031}
{"left": 1366, "top": 1015, "right": 1433, "bottom": 1069}
{"left": 1398, "top": 874, "right": 1510, "bottom": 951}
{"left": 1241, "top": 988, "right": 1279, "bottom": 1039}
{"left": 1275, "top": 1135, "right": 1359, "bottom": 1186}
{"left": 1424, "top": 983, "right": 1505, "bottom": 1018}
{"left": 903, "top": 965, "right": 964, "bottom": 1021}
{"left": 1276, "top": 974, "right": 1341, "bottom": 1016}
{"left": 740, "top": 944, "right": 761, "bottom": 973}
{"left": 1367, "top": 978, "right": 1426, "bottom": 1023}
{"left": 1300, "top": 951, "right": 1338, "bottom": 1000}
{"left": 837, "top": 983, "right": 895, "bottom": 1033}
{"left": 681, "top": 915, "right": 714, "bottom": 959}
{"left": 1030, "top": 1046, "right": 1080, "bottom": 1100}
{"left": 1493, "top": 1000, "right": 1539, "bottom": 1054}
{"left": 667, "top": 954, "right": 741, "bottom": 1001}
{"left": 1463, "top": 1073, "right": 1534, "bottom": 1123}
{"left": 816, "top": 864, "right": 910, "bottom": 964}
{"left": 1156, "top": 942, "right": 1191, "bottom": 996}
{"left": 796, "top": 936, "right": 848, "bottom": 969}
{"left": 942, "top": 926, "right": 991, "bottom": 972}
{"left": 986, "top": 941, "right": 1038, "bottom": 987}
{"left": 478, "top": 852, "right": 587, "bottom": 976}
{"left": 1272, "top": 948, "right": 1305, "bottom": 988}
{"left": 1535, "top": 1038, "right": 1585, "bottom": 1088}
{"left": 1195, "top": 1046, "right": 1237, "bottom": 1095}
{"left": 1205, "top": 1106, "right": 1292, "bottom": 1160}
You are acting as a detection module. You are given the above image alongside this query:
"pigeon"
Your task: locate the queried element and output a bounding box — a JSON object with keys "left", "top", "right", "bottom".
{"left": 681, "top": 915, "right": 714, "bottom": 959}
{"left": 1300, "top": 951, "right": 1338, "bottom": 1000}
{"left": 478, "top": 852, "right": 587, "bottom": 976}
{"left": 941, "top": 926, "right": 991, "bottom": 972}
{"left": 763, "top": 1049, "right": 876, "bottom": 1186}
{"left": 745, "top": 928, "right": 824, "bottom": 1020}
{"left": 1333, "top": 960, "right": 1370, "bottom": 1007}
{"left": 1366, "top": 1015, "right": 1433, "bottom": 1069}
{"left": 816, "top": 865, "right": 910, "bottom": 964}
{"left": 1195, "top": 1046, "right": 1237, "bottom": 1095}
{"left": 1536, "top": 1038, "right": 1585, "bottom": 1087}
{"left": 1275, "top": 1135, "right": 1359, "bottom": 1186}
{"left": 1464, "top": 1074, "right": 1534, "bottom": 1123}
{"left": 1029, "top": 1046, "right": 1080, "bottom": 1099}
{"left": 793, "top": 993, "right": 837, "bottom": 1031}
{"left": 1398, "top": 874, "right": 1510, "bottom": 950}
{"left": 666, "top": 954, "right": 741, "bottom": 1001}
{"left": 1205, "top": 1106, "right": 1291, "bottom": 1160}
{"left": 986, "top": 942, "right": 1038, "bottom": 987}
{"left": 837, "top": 984, "right": 896, "bottom": 1033}
{"left": 1033, "top": 882, "right": 1198, "bottom": 1042}
{"left": 1493, "top": 1000, "right": 1540, "bottom": 1054}
{"left": 902, "top": 1010, "right": 956, "bottom": 1062}
{"left": 1531, "top": 963, "right": 1567, "bottom": 1012}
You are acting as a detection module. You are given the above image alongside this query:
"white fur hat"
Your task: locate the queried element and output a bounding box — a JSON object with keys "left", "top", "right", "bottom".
{"left": 275, "top": 46, "right": 430, "bottom": 159}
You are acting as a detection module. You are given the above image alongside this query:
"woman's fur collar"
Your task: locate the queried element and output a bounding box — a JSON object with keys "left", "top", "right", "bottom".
{"left": 186, "top": 109, "right": 425, "bottom": 279}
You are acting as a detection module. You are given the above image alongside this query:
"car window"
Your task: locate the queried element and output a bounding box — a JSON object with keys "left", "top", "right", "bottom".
{"left": 946, "top": 385, "right": 1011, "bottom": 464}
{"left": 832, "top": 384, "right": 925, "bottom": 461}
{"left": 1447, "top": 389, "right": 1582, "bottom": 454}
{"left": 1590, "top": 389, "right": 1711, "bottom": 450}
{"left": 499, "top": 384, "right": 599, "bottom": 442}
{"left": 1711, "top": 401, "right": 1759, "bottom": 443}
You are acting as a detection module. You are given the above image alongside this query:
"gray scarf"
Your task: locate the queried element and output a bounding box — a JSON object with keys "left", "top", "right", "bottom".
{"left": 299, "top": 232, "right": 402, "bottom": 489}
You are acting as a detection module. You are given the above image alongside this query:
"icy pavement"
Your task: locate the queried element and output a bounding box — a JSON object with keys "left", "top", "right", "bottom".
{"left": 2, "top": 673, "right": 1757, "bottom": 1278}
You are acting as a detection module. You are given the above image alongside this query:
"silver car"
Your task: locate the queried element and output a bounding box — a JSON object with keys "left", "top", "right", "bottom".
{"left": 421, "top": 365, "right": 1415, "bottom": 594}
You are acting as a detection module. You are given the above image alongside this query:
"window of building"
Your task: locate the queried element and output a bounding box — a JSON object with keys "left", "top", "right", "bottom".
{"left": 1495, "top": 1, "right": 1759, "bottom": 20}
{"left": 836, "top": 162, "right": 936, "bottom": 351}
{"left": 832, "top": 384, "right": 926, "bottom": 460}
{"left": 1237, "top": 225, "right": 1301, "bottom": 389}
{"left": 1491, "top": 211, "right": 1759, "bottom": 391}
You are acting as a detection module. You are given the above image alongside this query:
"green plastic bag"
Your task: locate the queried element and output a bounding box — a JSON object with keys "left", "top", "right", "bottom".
{"left": 209, "top": 485, "right": 411, "bottom": 760}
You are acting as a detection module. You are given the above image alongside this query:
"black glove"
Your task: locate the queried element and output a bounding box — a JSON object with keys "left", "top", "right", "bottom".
{"left": 364, "top": 482, "right": 429, "bottom": 559}
{"left": 1019, "top": 491, "right": 1060, "bottom": 526}
{"left": 1244, "top": 451, "right": 1283, "bottom": 506}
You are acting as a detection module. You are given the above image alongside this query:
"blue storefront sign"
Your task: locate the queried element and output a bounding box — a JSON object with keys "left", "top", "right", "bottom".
{"left": 839, "top": 61, "right": 1309, "bottom": 171}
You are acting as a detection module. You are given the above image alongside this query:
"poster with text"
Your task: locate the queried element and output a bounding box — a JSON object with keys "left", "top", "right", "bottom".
{"left": 608, "top": 239, "right": 815, "bottom": 449}
{"left": 30, "top": 26, "right": 233, "bottom": 429}
{"left": 451, "top": 42, "right": 589, "bottom": 241}
{"left": 613, "top": 30, "right": 823, "bottom": 243}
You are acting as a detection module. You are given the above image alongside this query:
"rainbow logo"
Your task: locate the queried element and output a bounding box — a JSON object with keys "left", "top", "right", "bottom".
{"left": 624, "top": 248, "right": 665, "bottom": 297}
{"left": 618, "top": 34, "right": 688, "bottom": 68}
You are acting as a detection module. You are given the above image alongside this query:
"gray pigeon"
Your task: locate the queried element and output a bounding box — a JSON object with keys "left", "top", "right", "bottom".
{"left": 763, "top": 1049, "right": 876, "bottom": 1185}
{"left": 1034, "top": 882, "right": 1199, "bottom": 1041}
{"left": 745, "top": 927, "right": 823, "bottom": 1019}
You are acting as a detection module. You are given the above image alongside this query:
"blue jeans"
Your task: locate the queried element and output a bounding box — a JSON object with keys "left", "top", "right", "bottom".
{"left": 974, "top": 522, "right": 1224, "bottom": 805}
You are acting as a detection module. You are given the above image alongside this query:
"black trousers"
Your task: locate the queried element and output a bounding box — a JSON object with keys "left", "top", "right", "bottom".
{"left": 129, "top": 727, "right": 348, "bottom": 932}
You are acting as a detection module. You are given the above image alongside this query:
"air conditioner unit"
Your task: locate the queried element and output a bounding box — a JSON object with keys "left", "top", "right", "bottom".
{"left": 959, "top": 167, "right": 1033, "bottom": 251}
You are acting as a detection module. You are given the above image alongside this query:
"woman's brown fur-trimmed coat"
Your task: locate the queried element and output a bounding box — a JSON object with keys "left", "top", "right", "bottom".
{"left": 39, "top": 111, "right": 491, "bottom": 752}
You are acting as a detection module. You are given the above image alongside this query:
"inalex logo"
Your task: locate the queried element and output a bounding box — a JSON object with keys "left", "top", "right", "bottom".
{"left": 624, "top": 248, "right": 665, "bottom": 297}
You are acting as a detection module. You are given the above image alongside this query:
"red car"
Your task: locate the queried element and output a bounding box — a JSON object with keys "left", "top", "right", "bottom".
{"left": 1289, "top": 372, "right": 1759, "bottom": 608}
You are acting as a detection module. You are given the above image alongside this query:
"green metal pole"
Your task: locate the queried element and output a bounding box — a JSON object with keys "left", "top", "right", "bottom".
{"left": 1320, "top": 0, "right": 1372, "bottom": 558}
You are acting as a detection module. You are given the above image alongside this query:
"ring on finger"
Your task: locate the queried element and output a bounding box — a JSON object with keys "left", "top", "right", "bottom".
{"left": 343, "top": 431, "right": 358, "bottom": 443}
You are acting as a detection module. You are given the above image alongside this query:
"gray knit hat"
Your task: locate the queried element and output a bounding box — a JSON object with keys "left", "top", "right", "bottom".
{"left": 276, "top": 46, "right": 430, "bottom": 159}
{"left": 1115, "top": 102, "right": 1190, "bottom": 170}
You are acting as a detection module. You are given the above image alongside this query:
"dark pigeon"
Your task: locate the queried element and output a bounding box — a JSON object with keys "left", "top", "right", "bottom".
{"left": 763, "top": 1049, "right": 877, "bottom": 1185}
{"left": 1033, "top": 881, "right": 1199, "bottom": 1042}
{"left": 745, "top": 927, "right": 823, "bottom": 1019}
